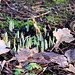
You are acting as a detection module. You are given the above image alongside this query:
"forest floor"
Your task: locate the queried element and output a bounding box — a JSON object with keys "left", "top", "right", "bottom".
{"left": 0, "top": 0, "right": 75, "bottom": 75}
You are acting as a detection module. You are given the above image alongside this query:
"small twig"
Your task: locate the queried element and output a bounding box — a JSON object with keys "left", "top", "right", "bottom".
{"left": 15, "top": 10, "right": 51, "bottom": 20}
{"left": 35, "top": 2, "right": 43, "bottom": 5}
{"left": 70, "top": 43, "right": 75, "bottom": 45}
{"left": 35, "top": 9, "right": 45, "bottom": 14}
{"left": 4, "top": 1, "right": 51, "bottom": 21}
{"left": 48, "top": 24, "right": 51, "bottom": 30}
{"left": 38, "top": 67, "right": 47, "bottom": 75}
{"left": 35, "top": 11, "right": 51, "bottom": 18}
{"left": 31, "top": 15, "right": 40, "bottom": 35}
{"left": 32, "top": 5, "right": 47, "bottom": 9}
{"left": 58, "top": 47, "right": 64, "bottom": 54}
{"left": 14, "top": 17, "right": 31, "bottom": 21}
{"left": 50, "top": 46, "right": 55, "bottom": 52}
{"left": 4, "top": 1, "right": 28, "bottom": 16}
{"left": 70, "top": 31, "right": 75, "bottom": 35}
{"left": 50, "top": 35, "right": 63, "bottom": 52}
{"left": 32, "top": 5, "right": 42, "bottom": 9}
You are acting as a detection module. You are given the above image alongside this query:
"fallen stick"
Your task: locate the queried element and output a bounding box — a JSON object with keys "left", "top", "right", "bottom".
{"left": 35, "top": 2, "right": 43, "bottom": 5}
{"left": 35, "top": 11, "right": 51, "bottom": 18}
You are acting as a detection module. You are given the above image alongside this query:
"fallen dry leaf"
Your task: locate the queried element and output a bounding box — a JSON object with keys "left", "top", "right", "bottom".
{"left": 29, "top": 47, "right": 39, "bottom": 54}
{"left": 53, "top": 28, "right": 75, "bottom": 43}
{"left": 65, "top": 49, "right": 75, "bottom": 63}
{"left": 0, "top": 40, "right": 10, "bottom": 55}
{"left": 8, "top": 48, "right": 38, "bottom": 63}
{"left": 50, "top": 55, "right": 68, "bottom": 67}
{"left": 42, "top": 52, "right": 68, "bottom": 67}
{"left": 8, "top": 50, "right": 68, "bottom": 68}
{"left": 12, "top": 50, "right": 32, "bottom": 62}
{"left": 28, "top": 52, "right": 68, "bottom": 67}
{"left": 64, "top": 64, "right": 75, "bottom": 73}
{"left": 53, "top": 28, "right": 75, "bottom": 49}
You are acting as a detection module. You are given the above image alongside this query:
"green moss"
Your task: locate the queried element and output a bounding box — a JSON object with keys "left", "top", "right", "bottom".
{"left": 43, "top": 1, "right": 54, "bottom": 7}
{"left": 53, "top": 0, "right": 67, "bottom": 4}
{"left": 46, "top": 15, "right": 61, "bottom": 24}
{"left": 14, "top": 20, "right": 25, "bottom": 28}
{"left": 14, "top": 20, "right": 34, "bottom": 28}
{"left": 26, "top": 20, "right": 34, "bottom": 26}
{"left": 14, "top": 19, "right": 43, "bottom": 30}
{"left": 0, "top": 23, "right": 5, "bottom": 29}
{"left": 15, "top": 0, "right": 35, "bottom": 6}
{"left": 55, "top": 18, "right": 61, "bottom": 22}
{"left": 0, "top": 21, "right": 9, "bottom": 29}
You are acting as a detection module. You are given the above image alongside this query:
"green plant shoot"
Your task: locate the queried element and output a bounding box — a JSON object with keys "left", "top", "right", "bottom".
{"left": 26, "top": 63, "right": 42, "bottom": 71}
{"left": 9, "top": 20, "right": 14, "bottom": 32}
{"left": 4, "top": 32, "right": 8, "bottom": 44}
{"left": 7, "top": 41, "right": 11, "bottom": 48}
{"left": 14, "top": 69, "right": 24, "bottom": 75}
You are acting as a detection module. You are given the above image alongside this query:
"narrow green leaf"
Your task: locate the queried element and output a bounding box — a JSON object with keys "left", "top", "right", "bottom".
{"left": 37, "top": 35, "right": 39, "bottom": 41}
{"left": 36, "top": 41, "right": 39, "bottom": 50}
{"left": 47, "top": 32, "right": 49, "bottom": 36}
{"left": 13, "top": 47, "right": 17, "bottom": 54}
{"left": 15, "top": 31, "right": 19, "bottom": 38}
{"left": 9, "top": 20, "right": 14, "bottom": 32}
{"left": 26, "top": 38, "right": 29, "bottom": 49}
{"left": 45, "top": 39, "right": 48, "bottom": 50}
{"left": 14, "top": 38, "right": 16, "bottom": 48}
{"left": 17, "top": 31, "right": 19, "bottom": 38}
{"left": 7, "top": 41, "right": 11, "bottom": 48}
{"left": 21, "top": 32, "right": 24, "bottom": 41}
{"left": 21, "top": 33, "right": 25, "bottom": 48}
{"left": 27, "top": 19, "right": 29, "bottom": 32}
{"left": 4, "top": 32, "right": 8, "bottom": 44}
{"left": 17, "top": 44, "right": 20, "bottom": 52}
{"left": 34, "top": 36, "right": 36, "bottom": 45}
{"left": 41, "top": 41, "right": 44, "bottom": 52}
{"left": 52, "top": 37, "right": 55, "bottom": 47}
{"left": 49, "top": 36, "right": 52, "bottom": 47}
{"left": 39, "top": 32, "right": 42, "bottom": 41}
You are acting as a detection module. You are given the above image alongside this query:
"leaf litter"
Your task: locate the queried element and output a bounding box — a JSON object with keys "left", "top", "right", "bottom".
{"left": 0, "top": 0, "right": 75, "bottom": 75}
{"left": 0, "top": 40, "right": 10, "bottom": 55}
